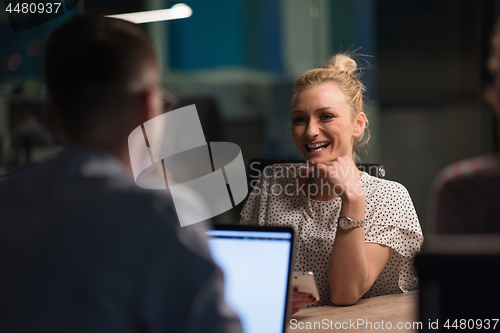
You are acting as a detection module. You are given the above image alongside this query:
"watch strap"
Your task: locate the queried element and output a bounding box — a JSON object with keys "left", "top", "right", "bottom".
{"left": 338, "top": 215, "right": 365, "bottom": 229}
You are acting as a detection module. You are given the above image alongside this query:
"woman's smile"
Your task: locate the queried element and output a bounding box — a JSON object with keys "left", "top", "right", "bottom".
{"left": 304, "top": 141, "right": 331, "bottom": 153}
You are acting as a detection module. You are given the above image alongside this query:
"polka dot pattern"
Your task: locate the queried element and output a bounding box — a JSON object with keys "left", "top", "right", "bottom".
{"left": 240, "top": 163, "right": 423, "bottom": 307}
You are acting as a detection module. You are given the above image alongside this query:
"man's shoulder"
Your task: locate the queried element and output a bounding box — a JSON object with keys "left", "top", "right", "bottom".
{"left": 0, "top": 148, "right": 216, "bottom": 265}
{"left": 0, "top": 146, "right": 148, "bottom": 195}
{"left": 0, "top": 147, "right": 180, "bottom": 227}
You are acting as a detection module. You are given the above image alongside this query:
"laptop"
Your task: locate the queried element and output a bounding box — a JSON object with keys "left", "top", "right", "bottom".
{"left": 205, "top": 225, "right": 294, "bottom": 333}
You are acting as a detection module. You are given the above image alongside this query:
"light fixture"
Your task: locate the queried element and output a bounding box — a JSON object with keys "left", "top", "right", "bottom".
{"left": 106, "top": 3, "right": 192, "bottom": 24}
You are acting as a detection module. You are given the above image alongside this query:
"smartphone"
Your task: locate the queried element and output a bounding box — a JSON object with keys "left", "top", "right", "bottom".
{"left": 292, "top": 271, "right": 320, "bottom": 301}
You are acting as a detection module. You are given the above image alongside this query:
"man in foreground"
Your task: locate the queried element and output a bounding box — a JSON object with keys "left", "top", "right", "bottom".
{"left": 0, "top": 15, "right": 241, "bottom": 333}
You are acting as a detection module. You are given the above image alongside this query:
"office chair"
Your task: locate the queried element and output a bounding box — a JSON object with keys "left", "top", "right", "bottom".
{"left": 246, "top": 158, "right": 386, "bottom": 191}
{"left": 224, "top": 158, "right": 386, "bottom": 221}
{"left": 216, "top": 158, "right": 385, "bottom": 224}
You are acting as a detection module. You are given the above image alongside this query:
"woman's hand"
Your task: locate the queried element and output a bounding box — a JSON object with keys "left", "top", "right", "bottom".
{"left": 316, "top": 156, "right": 364, "bottom": 201}
{"left": 291, "top": 287, "right": 317, "bottom": 315}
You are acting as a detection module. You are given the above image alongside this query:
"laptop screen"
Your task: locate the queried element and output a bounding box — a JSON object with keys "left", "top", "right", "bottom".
{"left": 205, "top": 226, "right": 294, "bottom": 333}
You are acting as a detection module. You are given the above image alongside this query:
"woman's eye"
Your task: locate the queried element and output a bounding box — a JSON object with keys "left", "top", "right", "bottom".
{"left": 320, "top": 114, "right": 334, "bottom": 121}
{"left": 292, "top": 117, "right": 306, "bottom": 124}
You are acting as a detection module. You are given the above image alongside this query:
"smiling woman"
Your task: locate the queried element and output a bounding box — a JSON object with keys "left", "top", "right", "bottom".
{"left": 240, "top": 53, "right": 423, "bottom": 315}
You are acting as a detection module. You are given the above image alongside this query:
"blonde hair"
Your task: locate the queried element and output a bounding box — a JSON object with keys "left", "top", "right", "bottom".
{"left": 292, "top": 53, "right": 370, "bottom": 163}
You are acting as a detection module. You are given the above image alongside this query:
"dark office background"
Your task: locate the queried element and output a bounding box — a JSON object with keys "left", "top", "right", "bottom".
{"left": 1, "top": 0, "right": 499, "bottom": 231}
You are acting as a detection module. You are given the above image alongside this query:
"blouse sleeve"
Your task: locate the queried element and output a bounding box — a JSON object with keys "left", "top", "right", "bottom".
{"left": 364, "top": 181, "right": 423, "bottom": 293}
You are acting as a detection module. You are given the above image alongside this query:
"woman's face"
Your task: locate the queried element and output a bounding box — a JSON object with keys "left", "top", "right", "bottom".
{"left": 291, "top": 81, "right": 365, "bottom": 165}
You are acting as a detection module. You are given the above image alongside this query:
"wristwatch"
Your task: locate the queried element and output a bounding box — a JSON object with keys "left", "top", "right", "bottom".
{"left": 338, "top": 215, "right": 365, "bottom": 229}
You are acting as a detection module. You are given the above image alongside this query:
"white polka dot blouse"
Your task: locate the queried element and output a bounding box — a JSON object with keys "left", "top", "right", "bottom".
{"left": 240, "top": 163, "right": 423, "bottom": 307}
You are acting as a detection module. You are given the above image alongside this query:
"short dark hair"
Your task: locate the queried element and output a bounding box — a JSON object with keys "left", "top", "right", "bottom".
{"left": 44, "top": 15, "right": 157, "bottom": 139}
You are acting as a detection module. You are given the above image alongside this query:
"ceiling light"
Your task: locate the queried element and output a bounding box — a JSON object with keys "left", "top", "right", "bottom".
{"left": 106, "top": 3, "right": 192, "bottom": 24}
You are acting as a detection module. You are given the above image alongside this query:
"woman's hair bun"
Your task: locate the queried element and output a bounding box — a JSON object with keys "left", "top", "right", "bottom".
{"left": 322, "top": 53, "right": 357, "bottom": 74}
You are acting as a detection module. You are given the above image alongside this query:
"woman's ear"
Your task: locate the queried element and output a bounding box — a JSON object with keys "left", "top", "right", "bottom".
{"left": 352, "top": 112, "right": 367, "bottom": 138}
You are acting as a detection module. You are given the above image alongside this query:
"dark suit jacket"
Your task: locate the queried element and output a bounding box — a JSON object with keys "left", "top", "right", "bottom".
{"left": 0, "top": 145, "right": 241, "bottom": 333}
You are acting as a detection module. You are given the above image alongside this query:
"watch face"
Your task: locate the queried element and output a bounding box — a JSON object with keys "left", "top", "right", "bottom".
{"left": 339, "top": 217, "right": 349, "bottom": 228}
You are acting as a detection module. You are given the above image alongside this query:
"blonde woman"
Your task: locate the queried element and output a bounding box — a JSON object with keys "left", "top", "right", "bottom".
{"left": 240, "top": 54, "right": 423, "bottom": 315}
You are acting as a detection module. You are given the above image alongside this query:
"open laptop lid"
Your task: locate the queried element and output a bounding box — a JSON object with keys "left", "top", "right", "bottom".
{"left": 205, "top": 225, "right": 294, "bottom": 333}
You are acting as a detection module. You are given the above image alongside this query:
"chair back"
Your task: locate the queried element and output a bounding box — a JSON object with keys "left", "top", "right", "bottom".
{"left": 231, "top": 158, "right": 386, "bottom": 217}
{"left": 247, "top": 158, "right": 386, "bottom": 194}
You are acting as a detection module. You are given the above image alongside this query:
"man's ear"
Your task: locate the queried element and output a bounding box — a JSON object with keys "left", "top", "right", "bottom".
{"left": 45, "top": 101, "right": 66, "bottom": 141}
{"left": 139, "top": 86, "right": 162, "bottom": 124}
{"left": 485, "top": 83, "right": 500, "bottom": 119}
{"left": 352, "top": 112, "right": 367, "bottom": 138}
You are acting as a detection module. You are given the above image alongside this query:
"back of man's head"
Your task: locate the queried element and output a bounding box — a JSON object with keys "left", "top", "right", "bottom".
{"left": 45, "top": 15, "right": 158, "bottom": 141}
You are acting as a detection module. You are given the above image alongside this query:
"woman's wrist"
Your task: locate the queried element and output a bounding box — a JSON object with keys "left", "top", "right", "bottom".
{"left": 337, "top": 174, "right": 364, "bottom": 199}
{"left": 340, "top": 192, "right": 365, "bottom": 220}
{"left": 340, "top": 188, "right": 365, "bottom": 204}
